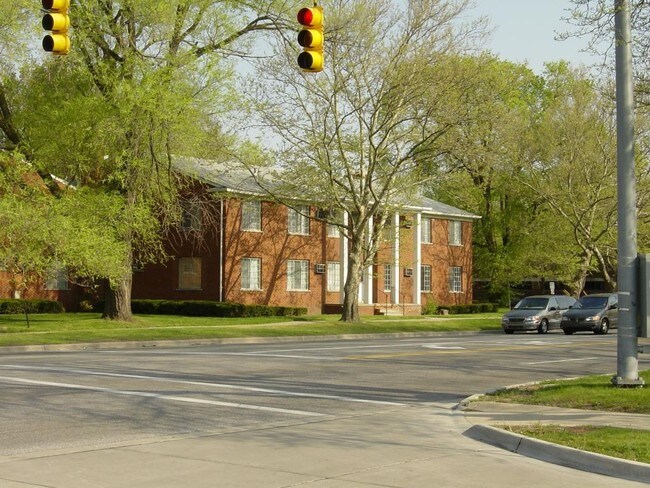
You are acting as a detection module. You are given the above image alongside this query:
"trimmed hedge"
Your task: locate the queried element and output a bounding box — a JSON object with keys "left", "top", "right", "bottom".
{"left": 0, "top": 299, "right": 65, "bottom": 314}
{"left": 94, "top": 299, "right": 307, "bottom": 318}
{"left": 440, "top": 303, "right": 499, "bottom": 314}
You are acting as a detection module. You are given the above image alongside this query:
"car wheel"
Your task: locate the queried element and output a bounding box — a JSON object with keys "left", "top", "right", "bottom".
{"left": 596, "top": 318, "right": 610, "bottom": 335}
{"left": 504, "top": 329, "right": 514, "bottom": 334}
{"left": 537, "top": 319, "right": 549, "bottom": 334}
{"left": 563, "top": 329, "right": 574, "bottom": 335}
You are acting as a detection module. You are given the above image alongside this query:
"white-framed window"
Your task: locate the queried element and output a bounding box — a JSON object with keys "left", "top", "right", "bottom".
{"left": 421, "top": 217, "right": 432, "bottom": 244}
{"left": 383, "top": 264, "right": 393, "bottom": 291}
{"left": 288, "top": 205, "right": 310, "bottom": 235}
{"left": 449, "top": 220, "right": 462, "bottom": 246}
{"left": 327, "top": 261, "right": 341, "bottom": 292}
{"left": 383, "top": 221, "right": 394, "bottom": 242}
{"left": 287, "top": 259, "right": 309, "bottom": 291}
{"left": 181, "top": 200, "right": 202, "bottom": 230}
{"left": 178, "top": 257, "right": 202, "bottom": 290}
{"left": 449, "top": 266, "right": 462, "bottom": 293}
{"left": 241, "top": 257, "right": 261, "bottom": 290}
{"left": 421, "top": 265, "right": 432, "bottom": 292}
{"left": 241, "top": 200, "right": 262, "bottom": 231}
{"left": 327, "top": 223, "right": 340, "bottom": 238}
{"left": 45, "top": 265, "right": 69, "bottom": 291}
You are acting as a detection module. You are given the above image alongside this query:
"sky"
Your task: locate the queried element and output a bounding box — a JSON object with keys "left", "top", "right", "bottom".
{"left": 467, "top": 0, "right": 605, "bottom": 74}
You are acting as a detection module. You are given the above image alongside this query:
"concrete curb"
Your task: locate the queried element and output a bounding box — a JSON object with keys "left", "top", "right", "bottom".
{"left": 0, "top": 330, "right": 500, "bottom": 354}
{"left": 464, "top": 424, "right": 650, "bottom": 483}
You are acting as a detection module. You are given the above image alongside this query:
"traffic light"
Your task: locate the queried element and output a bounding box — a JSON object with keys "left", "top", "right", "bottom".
{"left": 42, "top": 0, "right": 70, "bottom": 55}
{"left": 297, "top": 6, "right": 323, "bottom": 72}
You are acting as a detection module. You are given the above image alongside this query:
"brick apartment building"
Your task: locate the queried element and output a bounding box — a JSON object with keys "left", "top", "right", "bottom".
{"left": 0, "top": 160, "right": 479, "bottom": 315}
{"left": 132, "top": 160, "right": 480, "bottom": 315}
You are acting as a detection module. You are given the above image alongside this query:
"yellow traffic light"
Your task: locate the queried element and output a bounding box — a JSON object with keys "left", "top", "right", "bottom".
{"left": 42, "top": 0, "right": 70, "bottom": 55}
{"left": 297, "top": 6, "right": 323, "bottom": 73}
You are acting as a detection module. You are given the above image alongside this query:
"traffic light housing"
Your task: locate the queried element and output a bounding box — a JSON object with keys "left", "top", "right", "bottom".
{"left": 297, "top": 6, "right": 323, "bottom": 72}
{"left": 42, "top": 0, "right": 70, "bottom": 55}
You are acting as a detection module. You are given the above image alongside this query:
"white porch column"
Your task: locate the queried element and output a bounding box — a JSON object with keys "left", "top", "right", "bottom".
{"left": 413, "top": 212, "right": 422, "bottom": 305}
{"left": 392, "top": 212, "right": 400, "bottom": 304}
{"left": 339, "top": 212, "right": 349, "bottom": 304}
{"left": 363, "top": 216, "right": 374, "bottom": 304}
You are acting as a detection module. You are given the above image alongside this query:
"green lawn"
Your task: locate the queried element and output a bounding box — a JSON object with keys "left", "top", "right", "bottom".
{"left": 483, "top": 371, "right": 650, "bottom": 463}
{"left": 486, "top": 371, "right": 650, "bottom": 414}
{"left": 508, "top": 425, "right": 650, "bottom": 464}
{"left": 0, "top": 312, "right": 503, "bottom": 346}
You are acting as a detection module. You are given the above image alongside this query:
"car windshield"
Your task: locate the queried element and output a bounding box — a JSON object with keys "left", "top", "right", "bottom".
{"left": 575, "top": 296, "right": 609, "bottom": 309}
{"left": 514, "top": 298, "right": 549, "bottom": 310}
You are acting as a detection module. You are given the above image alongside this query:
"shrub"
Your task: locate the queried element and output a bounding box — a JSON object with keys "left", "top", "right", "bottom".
{"left": 128, "top": 299, "right": 307, "bottom": 318}
{"left": 439, "top": 303, "right": 499, "bottom": 314}
{"left": 422, "top": 301, "right": 438, "bottom": 315}
{"left": 0, "top": 299, "right": 65, "bottom": 314}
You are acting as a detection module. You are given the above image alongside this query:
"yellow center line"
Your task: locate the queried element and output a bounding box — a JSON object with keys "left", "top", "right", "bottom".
{"left": 344, "top": 341, "right": 615, "bottom": 361}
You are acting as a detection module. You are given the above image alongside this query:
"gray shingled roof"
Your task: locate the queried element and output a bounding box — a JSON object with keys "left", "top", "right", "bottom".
{"left": 174, "top": 157, "right": 480, "bottom": 221}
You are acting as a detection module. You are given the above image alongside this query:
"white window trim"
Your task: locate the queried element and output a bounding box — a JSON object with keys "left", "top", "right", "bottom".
{"left": 421, "top": 265, "right": 432, "bottom": 293}
{"left": 449, "top": 220, "right": 462, "bottom": 246}
{"left": 241, "top": 257, "right": 262, "bottom": 291}
{"left": 288, "top": 206, "right": 310, "bottom": 235}
{"left": 327, "top": 261, "right": 341, "bottom": 292}
{"left": 241, "top": 201, "right": 262, "bottom": 232}
{"left": 383, "top": 264, "right": 393, "bottom": 292}
{"left": 421, "top": 217, "right": 432, "bottom": 244}
{"left": 287, "top": 259, "right": 310, "bottom": 291}
{"left": 449, "top": 266, "right": 462, "bottom": 293}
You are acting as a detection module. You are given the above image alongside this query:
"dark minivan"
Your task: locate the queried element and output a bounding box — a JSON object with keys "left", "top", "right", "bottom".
{"left": 560, "top": 293, "right": 618, "bottom": 335}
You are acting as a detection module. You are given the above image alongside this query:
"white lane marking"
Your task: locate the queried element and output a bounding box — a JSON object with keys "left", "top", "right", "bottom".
{"left": 0, "top": 375, "right": 324, "bottom": 417}
{"left": 525, "top": 357, "right": 598, "bottom": 365}
{"left": 0, "top": 365, "right": 405, "bottom": 406}
{"left": 422, "top": 345, "right": 465, "bottom": 350}
{"left": 212, "top": 353, "right": 338, "bottom": 360}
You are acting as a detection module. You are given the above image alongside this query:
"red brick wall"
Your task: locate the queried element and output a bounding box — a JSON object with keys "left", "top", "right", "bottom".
{"left": 131, "top": 190, "right": 475, "bottom": 314}
{"left": 373, "top": 215, "right": 473, "bottom": 309}
{"left": 222, "top": 199, "right": 332, "bottom": 315}
{"left": 0, "top": 271, "right": 84, "bottom": 312}
{"left": 421, "top": 219, "right": 473, "bottom": 307}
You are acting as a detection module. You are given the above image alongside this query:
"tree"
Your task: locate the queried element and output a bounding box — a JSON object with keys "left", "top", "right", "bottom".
{"left": 0, "top": 154, "right": 129, "bottom": 300}
{"left": 14, "top": 0, "right": 293, "bottom": 320}
{"left": 425, "top": 55, "right": 574, "bottom": 304}
{"left": 242, "top": 0, "right": 486, "bottom": 322}
{"left": 521, "top": 63, "right": 623, "bottom": 294}
{"left": 565, "top": 1, "right": 650, "bottom": 106}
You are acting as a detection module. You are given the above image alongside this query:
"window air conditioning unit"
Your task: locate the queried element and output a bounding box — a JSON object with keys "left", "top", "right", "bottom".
{"left": 403, "top": 268, "right": 413, "bottom": 277}
{"left": 314, "top": 263, "right": 326, "bottom": 274}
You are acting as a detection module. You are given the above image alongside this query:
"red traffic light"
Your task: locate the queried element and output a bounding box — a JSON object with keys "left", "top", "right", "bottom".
{"left": 297, "top": 7, "right": 322, "bottom": 27}
{"left": 297, "top": 6, "right": 324, "bottom": 72}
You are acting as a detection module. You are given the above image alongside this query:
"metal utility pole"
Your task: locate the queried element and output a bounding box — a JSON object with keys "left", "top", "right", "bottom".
{"left": 613, "top": 0, "right": 644, "bottom": 387}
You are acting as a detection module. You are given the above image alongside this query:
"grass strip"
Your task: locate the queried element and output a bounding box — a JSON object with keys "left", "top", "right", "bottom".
{"left": 484, "top": 371, "right": 650, "bottom": 465}
{"left": 506, "top": 425, "right": 650, "bottom": 464}
{"left": 486, "top": 371, "right": 650, "bottom": 414}
{"left": 0, "top": 312, "right": 503, "bottom": 346}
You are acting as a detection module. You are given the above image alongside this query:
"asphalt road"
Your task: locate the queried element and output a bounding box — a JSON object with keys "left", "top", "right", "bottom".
{"left": 0, "top": 331, "right": 648, "bottom": 487}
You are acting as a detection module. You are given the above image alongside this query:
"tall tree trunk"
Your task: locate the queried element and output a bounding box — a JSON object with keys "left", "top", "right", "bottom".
{"left": 341, "top": 238, "right": 364, "bottom": 323}
{"left": 103, "top": 246, "right": 134, "bottom": 321}
{"left": 103, "top": 272, "right": 133, "bottom": 321}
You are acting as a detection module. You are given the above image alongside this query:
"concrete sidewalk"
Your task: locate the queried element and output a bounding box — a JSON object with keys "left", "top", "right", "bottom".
{"left": 460, "top": 400, "right": 650, "bottom": 484}
{"left": 1, "top": 402, "right": 648, "bottom": 487}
